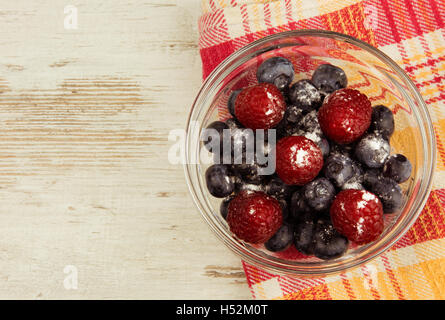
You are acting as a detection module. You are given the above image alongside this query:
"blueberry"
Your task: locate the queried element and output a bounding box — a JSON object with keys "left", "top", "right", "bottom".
{"left": 313, "top": 218, "right": 349, "bottom": 260}
{"left": 235, "top": 181, "right": 265, "bottom": 194}
{"left": 202, "top": 121, "right": 229, "bottom": 154}
{"left": 220, "top": 196, "right": 233, "bottom": 220}
{"left": 276, "top": 122, "right": 299, "bottom": 139}
{"left": 278, "top": 198, "right": 290, "bottom": 221}
{"left": 382, "top": 154, "right": 412, "bottom": 183}
{"left": 289, "top": 190, "right": 314, "bottom": 222}
{"left": 368, "top": 177, "right": 404, "bottom": 213}
{"left": 299, "top": 110, "right": 322, "bottom": 134}
{"left": 355, "top": 133, "right": 390, "bottom": 168}
{"left": 290, "top": 190, "right": 309, "bottom": 212}
{"left": 257, "top": 57, "right": 294, "bottom": 91}
{"left": 341, "top": 160, "right": 365, "bottom": 190}
{"left": 227, "top": 89, "right": 241, "bottom": 118}
{"left": 232, "top": 162, "right": 266, "bottom": 185}
{"left": 205, "top": 164, "right": 235, "bottom": 198}
{"left": 342, "top": 178, "right": 364, "bottom": 190}
{"left": 302, "top": 178, "right": 335, "bottom": 211}
{"left": 233, "top": 171, "right": 265, "bottom": 193}
{"left": 329, "top": 142, "right": 353, "bottom": 157}
{"left": 225, "top": 117, "right": 244, "bottom": 130}
{"left": 370, "top": 105, "right": 394, "bottom": 138}
{"left": 265, "top": 176, "right": 293, "bottom": 200}
{"left": 275, "top": 105, "right": 304, "bottom": 138}
{"left": 285, "top": 105, "right": 305, "bottom": 124}
{"left": 318, "top": 138, "right": 330, "bottom": 158}
{"left": 324, "top": 154, "right": 354, "bottom": 187}
{"left": 288, "top": 80, "right": 323, "bottom": 113}
{"left": 311, "top": 64, "right": 347, "bottom": 94}
{"left": 294, "top": 220, "right": 315, "bottom": 255}
{"left": 363, "top": 168, "right": 385, "bottom": 190}
{"left": 293, "top": 110, "right": 324, "bottom": 144}
{"left": 265, "top": 223, "right": 294, "bottom": 252}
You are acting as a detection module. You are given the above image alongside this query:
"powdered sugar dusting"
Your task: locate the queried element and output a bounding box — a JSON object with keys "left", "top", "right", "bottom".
{"left": 357, "top": 200, "right": 367, "bottom": 209}
{"left": 357, "top": 191, "right": 378, "bottom": 209}
{"left": 357, "top": 217, "right": 365, "bottom": 235}
{"left": 362, "top": 191, "right": 377, "bottom": 201}
{"left": 295, "top": 149, "right": 309, "bottom": 165}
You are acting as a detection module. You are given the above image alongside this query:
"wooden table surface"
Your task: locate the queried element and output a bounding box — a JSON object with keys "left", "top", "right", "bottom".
{"left": 0, "top": 0, "right": 252, "bottom": 299}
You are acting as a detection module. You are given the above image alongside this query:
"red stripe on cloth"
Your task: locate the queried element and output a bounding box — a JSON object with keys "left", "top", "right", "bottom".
{"left": 434, "top": 127, "right": 445, "bottom": 170}
{"left": 364, "top": 0, "right": 396, "bottom": 46}
{"left": 406, "top": 190, "right": 445, "bottom": 244}
{"left": 362, "top": 265, "right": 381, "bottom": 300}
{"left": 264, "top": 3, "right": 273, "bottom": 29}
{"left": 200, "top": 40, "right": 235, "bottom": 80}
{"left": 415, "top": 74, "right": 445, "bottom": 89}
{"left": 340, "top": 273, "right": 357, "bottom": 300}
{"left": 426, "top": 92, "right": 445, "bottom": 104}
{"left": 199, "top": 9, "right": 232, "bottom": 50}
{"left": 279, "top": 274, "right": 326, "bottom": 293}
{"left": 391, "top": 1, "right": 419, "bottom": 39}
{"left": 428, "top": 0, "right": 444, "bottom": 28}
{"left": 242, "top": 261, "right": 275, "bottom": 286}
{"left": 414, "top": 33, "right": 445, "bottom": 99}
{"left": 240, "top": 4, "right": 252, "bottom": 35}
{"left": 209, "top": 0, "right": 217, "bottom": 11}
{"left": 283, "top": 283, "right": 331, "bottom": 300}
{"left": 405, "top": 56, "right": 445, "bottom": 73}
{"left": 372, "top": 0, "right": 441, "bottom": 45}
{"left": 403, "top": 0, "right": 423, "bottom": 36}
{"left": 374, "top": 0, "right": 400, "bottom": 43}
{"left": 392, "top": 189, "right": 445, "bottom": 250}
{"left": 436, "top": 189, "right": 445, "bottom": 208}
{"left": 241, "top": 262, "right": 259, "bottom": 298}
{"left": 377, "top": 0, "right": 400, "bottom": 43}
{"left": 284, "top": 0, "right": 295, "bottom": 24}
{"left": 412, "top": 0, "right": 441, "bottom": 33}
{"left": 391, "top": 230, "right": 414, "bottom": 250}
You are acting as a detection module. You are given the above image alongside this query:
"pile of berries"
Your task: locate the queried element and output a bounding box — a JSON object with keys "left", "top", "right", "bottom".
{"left": 203, "top": 57, "right": 412, "bottom": 260}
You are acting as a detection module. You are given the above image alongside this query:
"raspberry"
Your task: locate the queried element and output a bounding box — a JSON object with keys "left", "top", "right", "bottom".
{"left": 227, "top": 191, "right": 283, "bottom": 244}
{"left": 318, "top": 88, "right": 372, "bottom": 144}
{"left": 235, "top": 83, "right": 286, "bottom": 129}
{"left": 275, "top": 136, "right": 323, "bottom": 186}
{"left": 330, "top": 189, "right": 384, "bottom": 245}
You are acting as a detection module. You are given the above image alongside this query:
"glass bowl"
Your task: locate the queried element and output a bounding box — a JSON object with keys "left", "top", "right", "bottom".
{"left": 184, "top": 30, "right": 436, "bottom": 276}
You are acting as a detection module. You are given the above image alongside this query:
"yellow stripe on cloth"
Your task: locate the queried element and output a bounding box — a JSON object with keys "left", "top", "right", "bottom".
{"left": 325, "top": 239, "right": 445, "bottom": 299}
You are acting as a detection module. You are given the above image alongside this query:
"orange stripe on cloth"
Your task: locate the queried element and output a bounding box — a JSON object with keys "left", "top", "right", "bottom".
{"left": 340, "top": 273, "right": 357, "bottom": 300}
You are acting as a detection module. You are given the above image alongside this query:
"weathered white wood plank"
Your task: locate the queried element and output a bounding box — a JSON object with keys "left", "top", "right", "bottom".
{"left": 0, "top": 0, "right": 251, "bottom": 299}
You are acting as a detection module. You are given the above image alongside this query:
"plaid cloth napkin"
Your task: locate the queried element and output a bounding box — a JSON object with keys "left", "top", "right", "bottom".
{"left": 198, "top": 0, "right": 445, "bottom": 300}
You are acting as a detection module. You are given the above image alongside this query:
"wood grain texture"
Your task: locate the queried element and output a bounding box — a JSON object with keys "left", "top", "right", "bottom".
{"left": 0, "top": 0, "right": 251, "bottom": 299}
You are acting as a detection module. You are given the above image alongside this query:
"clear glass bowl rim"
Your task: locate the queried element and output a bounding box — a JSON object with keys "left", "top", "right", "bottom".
{"left": 184, "top": 29, "right": 436, "bottom": 277}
